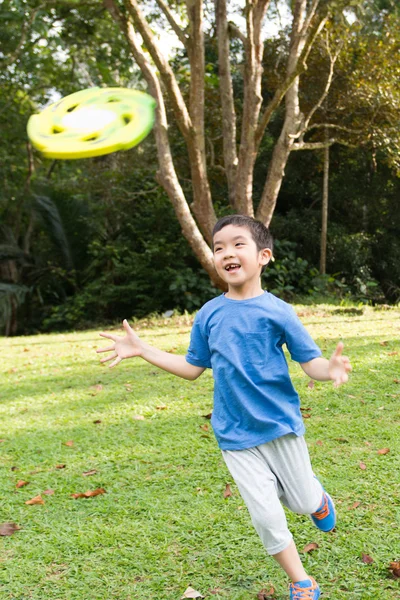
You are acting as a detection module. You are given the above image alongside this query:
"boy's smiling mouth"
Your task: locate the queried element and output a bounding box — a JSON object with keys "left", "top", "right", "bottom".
{"left": 225, "top": 263, "right": 241, "bottom": 272}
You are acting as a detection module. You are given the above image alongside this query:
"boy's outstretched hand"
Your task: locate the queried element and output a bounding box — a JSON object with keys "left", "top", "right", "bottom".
{"left": 97, "top": 319, "right": 142, "bottom": 368}
{"left": 328, "top": 342, "right": 352, "bottom": 387}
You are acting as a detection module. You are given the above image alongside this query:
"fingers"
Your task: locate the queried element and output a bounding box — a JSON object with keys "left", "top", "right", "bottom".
{"left": 96, "top": 345, "right": 115, "bottom": 354}
{"left": 333, "top": 341, "right": 344, "bottom": 357}
{"left": 109, "top": 356, "right": 122, "bottom": 368}
{"left": 99, "top": 353, "right": 117, "bottom": 364}
{"left": 123, "top": 319, "right": 133, "bottom": 333}
{"left": 99, "top": 332, "right": 118, "bottom": 341}
{"left": 333, "top": 372, "right": 349, "bottom": 388}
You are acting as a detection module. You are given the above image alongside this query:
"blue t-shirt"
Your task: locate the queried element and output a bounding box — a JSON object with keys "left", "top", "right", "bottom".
{"left": 186, "top": 291, "right": 321, "bottom": 450}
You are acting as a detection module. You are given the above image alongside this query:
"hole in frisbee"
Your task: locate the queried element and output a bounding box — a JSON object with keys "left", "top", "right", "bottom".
{"left": 61, "top": 107, "right": 117, "bottom": 132}
{"left": 66, "top": 105, "right": 78, "bottom": 113}
{"left": 52, "top": 127, "right": 64, "bottom": 134}
{"left": 107, "top": 98, "right": 119, "bottom": 103}
{"left": 122, "top": 115, "right": 132, "bottom": 125}
{"left": 84, "top": 135, "right": 99, "bottom": 142}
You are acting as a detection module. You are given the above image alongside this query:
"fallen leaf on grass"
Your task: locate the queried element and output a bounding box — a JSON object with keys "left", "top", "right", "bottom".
{"left": 257, "top": 586, "right": 275, "bottom": 599}
{"left": 55, "top": 464, "right": 66, "bottom": 469}
{"left": 348, "top": 501, "right": 361, "bottom": 510}
{"left": 181, "top": 586, "right": 204, "bottom": 599}
{"left": 379, "top": 341, "right": 388, "bottom": 346}
{"left": 316, "top": 440, "right": 323, "bottom": 446}
{"left": 359, "top": 462, "right": 367, "bottom": 470}
{"left": 43, "top": 489, "right": 55, "bottom": 495}
{"left": 307, "top": 380, "right": 315, "bottom": 389}
{"left": 362, "top": 553, "right": 374, "bottom": 564}
{"left": 377, "top": 448, "right": 390, "bottom": 455}
{"left": 93, "top": 420, "right": 102, "bottom": 424}
{"left": 387, "top": 351, "right": 398, "bottom": 356}
{"left": 82, "top": 469, "right": 97, "bottom": 477}
{"left": 16, "top": 480, "right": 29, "bottom": 488}
{"left": 393, "top": 379, "right": 400, "bottom": 384}
{"left": 133, "top": 415, "right": 145, "bottom": 420}
{"left": 200, "top": 424, "right": 209, "bottom": 431}
{"left": 203, "top": 412, "right": 212, "bottom": 419}
{"left": 223, "top": 483, "right": 233, "bottom": 498}
{"left": 0, "top": 439, "right": 5, "bottom": 443}
{"left": 389, "top": 561, "right": 400, "bottom": 579}
{"left": 11, "top": 466, "right": 18, "bottom": 471}
{"left": 64, "top": 440, "right": 74, "bottom": 447}
{"left": 25, "top": 495, "right": 45, "bottom": 505}
{"left": 302, "top": 413, "right": 312, "bottom": 419}
{"left": 156, "top": 405, "right": 167, "bottom": 410}
{"left": 71, "top": 488, "right": 106, "bottom": 499}
{"left": 303, "top": 542, "right": 319, "bottom": 553}
{"left": 0, "top": 522, "right": 21, "bottom": 536}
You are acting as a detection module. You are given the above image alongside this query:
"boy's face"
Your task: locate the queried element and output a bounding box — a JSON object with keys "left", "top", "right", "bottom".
{"left": 212, "top": 225, "right": 271, "bottom": 288}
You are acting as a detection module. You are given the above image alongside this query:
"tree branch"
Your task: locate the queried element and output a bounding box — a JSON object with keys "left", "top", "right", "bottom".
{"left": 154, "top": 0, "right": 189, "bottom": 50}
{"left": 228, "top": 21, "right": 246, "bottom": 44}
{"left": 216, "top": 0, "right": 238, "bottom": 207}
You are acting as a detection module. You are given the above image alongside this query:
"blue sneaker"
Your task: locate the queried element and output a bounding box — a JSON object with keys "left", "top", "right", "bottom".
{"left": 289, "top": 577, "right": 320, "bottom": 599}
{"left": 311, "top": 481, "right": 336, "bottom": 532}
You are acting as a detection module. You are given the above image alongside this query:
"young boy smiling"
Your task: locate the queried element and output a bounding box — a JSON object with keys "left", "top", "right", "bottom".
{"left": 98, "top": 214, "right": 352, "bottom": 599}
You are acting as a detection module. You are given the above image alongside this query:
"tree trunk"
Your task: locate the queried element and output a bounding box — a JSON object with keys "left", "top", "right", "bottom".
{"left": 320, "top": 129, "right": 329, "bottom": 275}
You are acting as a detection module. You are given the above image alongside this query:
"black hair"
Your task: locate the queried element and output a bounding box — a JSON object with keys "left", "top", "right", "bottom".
{"left": 212, "top": 214, "right": 273, "bottom": 252}
{"left": 212, "top": 214, "right": 273, "bottom": 274}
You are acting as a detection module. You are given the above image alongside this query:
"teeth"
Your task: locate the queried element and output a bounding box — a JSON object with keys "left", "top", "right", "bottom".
{"left": 226, "top": 264, "right": 240, "bottom": 271}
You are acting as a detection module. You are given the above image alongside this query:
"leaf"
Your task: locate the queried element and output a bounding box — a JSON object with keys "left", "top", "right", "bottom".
{"left": 181, "top": 586, "right": 204, "bottom": 599}
{"left": 359, "top": 462, "right": 367, "bottom": 470}
{"left": 379, "top": 341, "right": 388, "bottom": 346}
{"left": 55, "top": 464, "right": 66, "bottom": 469}
{"left": 64, "top": 440, "right": 74, "bottom": 447}
{"left": 302, "top": 413, "right": 312, "bottom": 419}
{"left": 16, "top": 480, "right": 29, "bottom": 488}
{"left": 156, "top": 405, "right": 167, "bottom": 410}
{"left": 82, "top": 469, "right": 97, "bottom": 477}
{"left": 316, "top": 440, "right": 323, "bottom": 446}
{"left": 43, "top": 489, "right": 55, "bottom": 495}
{"left": 257, "top": 586, "right": 275, "bottom": 599}
{"left": 0, "top": 522, "right": 21, "bottom": 536}
{"left": 377, "top": 448, "right": 390, "bottom": 455}
{"left": 223, "top": 483, "right": 233, "bottom": 498}
{"left": 133, "top": 415, "right": 145, "bottom": 420}
{"left": 71, "top": 488, "right": 106, "bottom": 499}
{"left": 93, "top": 420, "right": 102, "bottom": 424}
{"left": 25, "top": 495, "right": 45, "bottom": 505}
{"left": 349, "top": 501, "right": 361, "bottom": 510}
{"left": 307, "top": 380, "right": 315, "bottom": 389}
{"left": 200, "top": 424, "right": 209, "bottom": 431}
{"left": 388, "top": 561, "right": 400, "bottom": 579}
{"left": 362, "top": 553, "right": 374, "bottom": 564}
{"left": 203, "top": 413, "right": 212, "bottom": 419}
{"left": 303, "top": 542, "right": 319, "bottom": 553}
{"left": 393, "top": 379, "right": 400, "bottom": 384}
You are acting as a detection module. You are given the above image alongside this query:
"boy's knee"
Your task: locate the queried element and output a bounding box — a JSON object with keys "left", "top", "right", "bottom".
{"left": 289, "top": 497, "right": 321, "bottom": 515}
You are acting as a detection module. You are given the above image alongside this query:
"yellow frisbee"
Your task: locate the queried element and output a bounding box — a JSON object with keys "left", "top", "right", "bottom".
{"left": 27, "top": 87, "right": 156, "bottom": 159}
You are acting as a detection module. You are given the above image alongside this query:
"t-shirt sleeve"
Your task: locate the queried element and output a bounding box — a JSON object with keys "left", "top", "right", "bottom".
{"left": 185, "top": 313, "right": 212, "bottom": 369}
{"left": 284, "top": 306, "right": 322, "bottom": 363}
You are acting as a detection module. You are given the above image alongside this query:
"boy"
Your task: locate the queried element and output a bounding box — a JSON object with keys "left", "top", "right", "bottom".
{"left": 97, "top": 215, "right": 352, "bottom": 599}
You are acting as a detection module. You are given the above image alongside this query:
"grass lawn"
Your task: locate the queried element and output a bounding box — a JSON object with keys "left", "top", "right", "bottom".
{"left": 1, "top": 304, "right": 400, "bottom": 600}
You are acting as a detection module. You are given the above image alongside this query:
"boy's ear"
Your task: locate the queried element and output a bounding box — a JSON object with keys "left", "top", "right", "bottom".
{"left": 260, "top": 248, "right": 272, "bottom": 266}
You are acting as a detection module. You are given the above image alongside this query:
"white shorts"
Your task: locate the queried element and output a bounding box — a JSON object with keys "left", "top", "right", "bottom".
{"left": 222, "top": 433, "right": 324, "bottom": 555}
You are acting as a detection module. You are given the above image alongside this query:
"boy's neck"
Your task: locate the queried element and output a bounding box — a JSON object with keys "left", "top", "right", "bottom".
{"left": 225, "top": 281, "right": 265, "bottom": 301}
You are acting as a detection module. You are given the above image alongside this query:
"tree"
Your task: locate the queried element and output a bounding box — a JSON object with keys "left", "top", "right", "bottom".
{"left": 102, "top": 0, "right": 397, "bottom": 287}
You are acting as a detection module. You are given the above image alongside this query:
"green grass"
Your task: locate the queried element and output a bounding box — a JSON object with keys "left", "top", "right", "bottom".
{"left": 1, "top": 305, "right": 400, "bottom": 599}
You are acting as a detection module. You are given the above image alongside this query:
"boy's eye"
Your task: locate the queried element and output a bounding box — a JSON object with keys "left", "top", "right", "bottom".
{"left": 236, "top": 242, "right": 245, "bottom": 247}
{"left": 214, "top": 247, "right": 222, "bottom": 252}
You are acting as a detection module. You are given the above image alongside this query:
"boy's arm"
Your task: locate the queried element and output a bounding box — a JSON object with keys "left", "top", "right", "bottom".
{"left": 300, "top": 342, "right": 352, "bottom": 387}
{"left": 97, "top": 319, "right": 205, "bottom": 381}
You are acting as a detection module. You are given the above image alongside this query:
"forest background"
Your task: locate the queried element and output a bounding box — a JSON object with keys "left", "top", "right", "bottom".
{"left": 1, "top": 0, "right": 399, "bottom": 337}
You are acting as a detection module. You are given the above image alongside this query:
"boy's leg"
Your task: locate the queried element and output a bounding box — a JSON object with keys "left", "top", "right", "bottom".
{"left": 222, "top": 446, "right": 310, "bottom": 582}
{"left": 265, "top": 434, "right": 336, "bottom": 531}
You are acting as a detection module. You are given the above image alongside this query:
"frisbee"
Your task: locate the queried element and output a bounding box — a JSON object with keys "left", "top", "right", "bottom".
{"left": 27, "top": 87, "right": 156, "bottom": 159}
